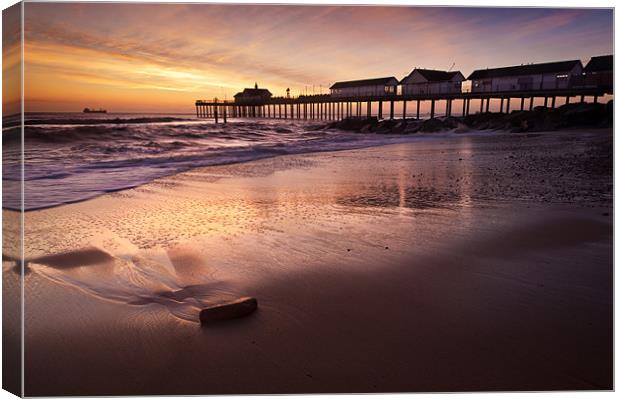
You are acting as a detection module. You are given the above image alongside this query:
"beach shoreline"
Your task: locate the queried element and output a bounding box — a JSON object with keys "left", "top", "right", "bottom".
{"left": 3, "top": 127, "right": 612, "bottom": 394}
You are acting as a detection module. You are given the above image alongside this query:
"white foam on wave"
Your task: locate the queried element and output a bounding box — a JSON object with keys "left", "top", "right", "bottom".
{"left": 3, "top": 115, "right": 448, "bottom": 211}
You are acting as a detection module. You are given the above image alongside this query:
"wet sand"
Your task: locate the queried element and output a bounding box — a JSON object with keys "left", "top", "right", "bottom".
{"left": 3, "top": 129, "right": 612, "bottom": 395}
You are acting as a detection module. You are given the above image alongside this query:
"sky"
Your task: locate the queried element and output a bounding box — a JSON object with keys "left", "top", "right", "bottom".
{"left": 12, "top": 3, "right": 614, "bottom": 113}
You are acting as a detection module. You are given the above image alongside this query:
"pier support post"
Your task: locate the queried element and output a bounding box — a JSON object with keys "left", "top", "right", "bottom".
{"left": 284, "top": 103, "right": 288, "bottom": 119}
{"left": 544, "top": 97, "right": 548, "bottom": 108}
{"left": 462, "top": 99, "right": 466, "bottom": 116}
{"left": 465, "top": 98, "right": 470, "bottom": 116}
{"left": 506, "top": 98, "right": 510, "bottom": 113}
{"left": 479, "top": 99, "right": 483, "bottom": 114}
{"left": 367, "top": 101, "right": 371, "bottom": 118}
{"left": 580, "top": 95, "right": 585, "bottom": 103}
{"left": 529, "top": 97, "right": 534, "bottom": 111}
{"left": 565, "top": 96, "right": 570, "bottom": 105}
{"left": 390, "top": 100, "right": 395, "bottom": 119}
{"left": 430, "top": 100, "right": 435, "bottom": 119}
{"left": 195, "top": 106, "right": 199, "bottom": 118}
{"left": 593, "top": 95, "right": 598, "bottom": 104}
{"left": 402, "top": 101, "right": 407, "bottom": 120}
{"left": 520, "top": 97, "right": 525, "bottom": 111}
{"left": 499, "top": 97, "right": 504, "bottom": 113}
{"left": 551, "top": 97, "right": 556, "bottom": 109}
{"left": 214, "top": 105, "right": 219, "bottom": 123}
{"left": 416, "top": 100, "right": 420, "bottom": 119}
{"left": 446, "top": 99, "right": 451, "bottom": 117}
{"left": 223, "top": 106, "right": 227, "bottom": 123}
{"left": 378, "top": 101, "right": 383, "bottom": 119}
{"left": 486, "top": 98, "right": 490, "bottom": 113}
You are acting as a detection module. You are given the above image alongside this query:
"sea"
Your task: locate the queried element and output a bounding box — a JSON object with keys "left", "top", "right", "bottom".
{"left": 2, "top": 112, "right": 429, "bottom": 211}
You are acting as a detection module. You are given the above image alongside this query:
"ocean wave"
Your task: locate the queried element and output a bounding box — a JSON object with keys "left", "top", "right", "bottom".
{"left": 24, "top": 116, "right": 192, "bottom": 126}
{"left": 2, "top": 117, "right": 426, "bottom": 211}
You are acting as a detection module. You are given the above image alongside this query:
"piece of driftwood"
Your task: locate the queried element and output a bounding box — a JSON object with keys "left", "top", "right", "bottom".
{"left": 199, "top": 297, "right": 258, "bottom": 325}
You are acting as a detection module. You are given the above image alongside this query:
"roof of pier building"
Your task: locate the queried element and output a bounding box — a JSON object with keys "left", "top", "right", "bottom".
{"left": 234, "top": 88, "right": 272, "bottom": 98}
{"left": 400, "top": 69, "right": 465, "bottom": 84}
{"left": 584, "top": 55, "right": 613, "bottom": 73}
{"left": 467, "top": 60, "right": 582, "bottom": 80}
{"left": 330, "top": 77, "right": 399, "bottom": 90}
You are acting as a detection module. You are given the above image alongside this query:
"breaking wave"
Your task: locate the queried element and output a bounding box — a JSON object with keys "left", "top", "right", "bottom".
{"left": 3, "top": 112, "right": 424, "bottom": 210}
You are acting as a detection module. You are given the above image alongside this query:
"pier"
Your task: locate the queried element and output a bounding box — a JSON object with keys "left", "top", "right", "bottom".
{"left": 195, "top": 87, "right": 612, "bottom": 123}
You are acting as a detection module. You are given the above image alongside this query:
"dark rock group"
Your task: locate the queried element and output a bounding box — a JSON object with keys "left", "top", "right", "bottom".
{"left": 326, "top": 101, "right": 613, "bottom": 134}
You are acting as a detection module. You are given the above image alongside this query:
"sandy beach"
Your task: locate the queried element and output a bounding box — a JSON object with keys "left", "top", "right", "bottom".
{"left": 3, "top": 128, "right": 612, "bottom": 395}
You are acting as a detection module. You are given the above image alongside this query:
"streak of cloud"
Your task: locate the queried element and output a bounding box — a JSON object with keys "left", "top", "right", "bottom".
{"left": 20, "top": 4, "right": 613, "bottom": 112}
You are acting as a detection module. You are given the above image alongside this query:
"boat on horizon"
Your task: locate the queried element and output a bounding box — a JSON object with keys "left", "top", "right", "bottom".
{"left": 83, "top": 107, "right": 107, "bottom": 113}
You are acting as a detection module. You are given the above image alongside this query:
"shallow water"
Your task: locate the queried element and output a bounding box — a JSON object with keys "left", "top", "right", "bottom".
{"left": 3, "top": 112, "right": 436, "bottom": 210}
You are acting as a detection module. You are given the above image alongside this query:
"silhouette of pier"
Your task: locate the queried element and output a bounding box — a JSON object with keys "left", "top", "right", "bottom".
{"left": 196, "top": 87, "right": 611, "bottom": 123}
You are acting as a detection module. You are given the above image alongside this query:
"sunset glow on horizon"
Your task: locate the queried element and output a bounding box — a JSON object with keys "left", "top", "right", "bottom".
{"left": 15, "top": 3, "right": 614, "bottom": 113}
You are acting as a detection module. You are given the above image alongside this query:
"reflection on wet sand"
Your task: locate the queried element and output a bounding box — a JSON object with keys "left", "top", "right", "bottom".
{"left": 338, "top": 184, "right": 464, "bottom": 210}
{"left": 7, "top": 130, "right": 613, "bottom": 395}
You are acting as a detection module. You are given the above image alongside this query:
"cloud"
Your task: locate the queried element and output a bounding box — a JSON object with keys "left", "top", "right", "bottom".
{"left": 20, "top": 4, "right": 613, "bottom": 112}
